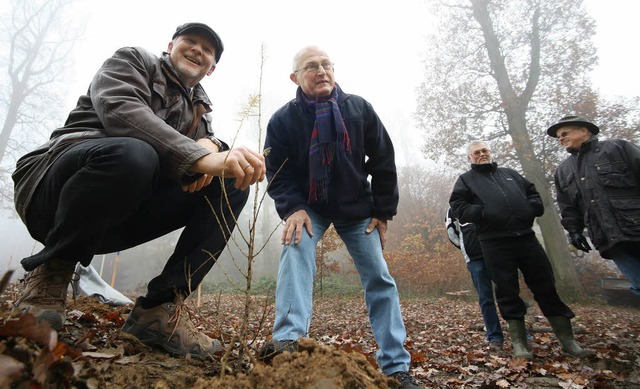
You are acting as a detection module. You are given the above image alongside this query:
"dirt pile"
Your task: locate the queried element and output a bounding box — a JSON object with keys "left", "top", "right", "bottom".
{"left": 200, "top": 338, "right": 396, "bottom": 388}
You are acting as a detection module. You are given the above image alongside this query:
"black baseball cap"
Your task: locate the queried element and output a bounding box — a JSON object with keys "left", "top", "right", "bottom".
{"left": 172, "top": 22, "right": 224, "bottom": 63}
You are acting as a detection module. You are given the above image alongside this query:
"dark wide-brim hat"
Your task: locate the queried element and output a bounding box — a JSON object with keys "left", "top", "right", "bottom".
{"left": 546, "top": 115, "right": 599, "bottom": 137}
{"left": 173, "top": 22, "right": 224, "bottom": 63}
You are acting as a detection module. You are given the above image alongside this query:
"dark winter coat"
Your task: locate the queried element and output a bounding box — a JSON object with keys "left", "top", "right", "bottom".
{"left": 554, "top": 137, "right": 640, "bottom": 257}
{"left": 449, "top": 162, "right": 544, "bottom": 241}
{"left": 12, "top": 47, "right": 224, "bottom": 222}
{"left": 264, "top": 86, "right": 398, "bottom": 221}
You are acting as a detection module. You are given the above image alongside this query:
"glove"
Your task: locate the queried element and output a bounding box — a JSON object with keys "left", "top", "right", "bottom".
{"left": 569, "top": 231, "right": 591, "bottom": 252}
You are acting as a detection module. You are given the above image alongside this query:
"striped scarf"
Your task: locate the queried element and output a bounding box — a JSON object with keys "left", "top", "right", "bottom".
{"left": 300, "top": 86, "right": 351, "bottom": 204}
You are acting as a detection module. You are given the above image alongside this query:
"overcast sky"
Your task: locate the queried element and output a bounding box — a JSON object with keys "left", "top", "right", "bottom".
{"left": 59, "top": 0, "right": 639, "bottom": 167}
{"left": 63, "top": 0, "right": 431, "bottom": 165}
{"left": 583, "top": 0, "right": 640, "bottom": 99}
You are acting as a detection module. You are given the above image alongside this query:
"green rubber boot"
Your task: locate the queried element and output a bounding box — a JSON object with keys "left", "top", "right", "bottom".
{"left": 547, "top": 316, "right": 595, "bottom": 358}
{"left": 507, "top": 320, "right": 533, "bottom": 359}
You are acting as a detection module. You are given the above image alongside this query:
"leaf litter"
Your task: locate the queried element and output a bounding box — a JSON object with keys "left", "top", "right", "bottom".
{"left": 1, "top": 282, "right": 639, "bottom": 388}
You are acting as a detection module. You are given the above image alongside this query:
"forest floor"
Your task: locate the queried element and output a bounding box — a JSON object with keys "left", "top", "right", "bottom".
{"left": 1, "top": 281, "right": 639, "bottom": 388}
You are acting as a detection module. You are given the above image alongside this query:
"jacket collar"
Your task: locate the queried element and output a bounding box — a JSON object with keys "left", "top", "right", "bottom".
{"left": 471, "top": 161, "right": 498, "bottom": 172}
{"left": 569, "top": 136, "right": 598, "bottom": 156}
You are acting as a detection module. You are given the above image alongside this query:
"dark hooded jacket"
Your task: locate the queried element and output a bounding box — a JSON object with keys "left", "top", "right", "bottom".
{"left": 12, "top": 46, "right": 224, "bottom": 222}
{"left": 449, "top": 162, "right": 544, "bottom": 241}
{"left": 554, "top": 137, "right": 640, "bottom": 256}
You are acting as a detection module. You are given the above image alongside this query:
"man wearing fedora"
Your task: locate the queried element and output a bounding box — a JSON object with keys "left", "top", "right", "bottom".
{"left": 12, "top": 22, "right": 266, "bottom": 358}
{"left": 547, "top": 115, "right": 640, "bottom": 297}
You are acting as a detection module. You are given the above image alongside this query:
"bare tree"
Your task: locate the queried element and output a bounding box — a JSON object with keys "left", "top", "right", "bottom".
{"left": 0, "top": 0, "right": 81, "bottom": 203}
{"left": 386, "top": 166, "right": 470, "bottom": 295}
{"left": 594, "top": 97, "right": 640, "bottom": 144}
{"left": 415, "top": 0, "right": 618, "bottom": 294}
{"left": 388, "top": 165, "right": 456, "bottom": 252}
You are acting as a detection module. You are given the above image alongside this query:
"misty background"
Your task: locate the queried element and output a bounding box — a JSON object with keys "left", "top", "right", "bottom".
{"left": 1, "top": 0, "right": 638, "bottom": 295}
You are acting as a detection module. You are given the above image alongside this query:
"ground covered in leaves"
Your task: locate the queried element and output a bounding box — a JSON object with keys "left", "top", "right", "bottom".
{"left": 1, "top": 285, "right": 639, "bottom": 388}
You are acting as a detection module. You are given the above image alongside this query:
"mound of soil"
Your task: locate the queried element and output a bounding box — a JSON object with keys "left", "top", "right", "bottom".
{"left": 199, "top": 338, "right": 396, "bottom": 388}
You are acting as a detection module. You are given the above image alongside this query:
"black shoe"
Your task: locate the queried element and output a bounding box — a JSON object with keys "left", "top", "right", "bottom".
{"left": 389, "top": 371, "right": 422, "bottom": 389}
{"left": 257, "top": 339, "right": 298, "bottom": 364}
{"left": 489, "top": 340, "right": 504, "bottom": 352}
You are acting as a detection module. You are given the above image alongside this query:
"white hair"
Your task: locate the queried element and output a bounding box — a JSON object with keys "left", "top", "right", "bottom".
{"left": 467, "top": 140, "right": 490, "bottom": 154}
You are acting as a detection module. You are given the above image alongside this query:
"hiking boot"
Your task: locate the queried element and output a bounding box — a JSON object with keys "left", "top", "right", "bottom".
{"left": 14, "top": 260, "right": 76, "bottom": 330}
{"left": 389, "top": 371, "right": 423, "bottom": 389}
{"left": 121, "top": 297, "right": 223, "bottom": 359}
{"left": 257, "top": 339, "right": 299, "bottom": 364}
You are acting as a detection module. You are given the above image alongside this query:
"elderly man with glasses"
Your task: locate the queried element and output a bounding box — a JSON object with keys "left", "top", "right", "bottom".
{"left": 259, "top": 46, "right": 421, "bottom": 389}
{"left": 449, "top": 141, "right": 593, "bottom": 359}
{"left": 548, "top": 115, "right": 640, "bottom": 298}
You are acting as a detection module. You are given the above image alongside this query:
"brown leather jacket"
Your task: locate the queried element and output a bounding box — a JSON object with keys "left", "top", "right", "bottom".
{"left": 12, "top": 47, "right": 222, "bottom": 221}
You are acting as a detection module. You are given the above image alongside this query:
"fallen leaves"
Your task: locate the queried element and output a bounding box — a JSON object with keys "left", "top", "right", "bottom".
{"left": 1, "top": 291, "right": 639, "bottom": 388}
{"left": 0, "top": 313, "right": 57, "bottom": 351}
{"left": 0, "top": 313, "right": 81, "bottom": 388}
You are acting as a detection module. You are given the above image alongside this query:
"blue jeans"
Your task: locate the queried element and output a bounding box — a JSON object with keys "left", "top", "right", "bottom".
{"left": 467, "top": 259, "right": 503, "bottom": 343}
{"left": 272, "top": 208, "right": 410, "bottom": 375}
{"left": 608, "top": 242, "right": 640, "bottom": 296}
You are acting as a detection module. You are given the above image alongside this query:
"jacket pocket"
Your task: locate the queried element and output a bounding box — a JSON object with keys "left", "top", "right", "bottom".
{"left": 595, "top": 161, "right": 635, "bottom": 188}
{"left": 151, "top": 80, "right": 181, "bottom": 108}
{"left": 560, "top": 172, "right": 579, "bottom": 202}
{"left": 151, "top": 81, "right": 183, "bottom": 129}
{"left": 610, "top": 198, "right": 640, "bottom": 235}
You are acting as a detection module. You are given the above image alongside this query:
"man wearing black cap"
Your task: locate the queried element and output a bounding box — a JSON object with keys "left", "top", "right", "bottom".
{"left": 12, "top": 22, "right": 266, "bottom": 359}
{"left": 548, "top": 115, "right": 640, "bottom": 297}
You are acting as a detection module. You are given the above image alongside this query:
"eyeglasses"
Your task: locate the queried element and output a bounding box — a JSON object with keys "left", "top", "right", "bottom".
{"left": 296, "top": 61, "right": 334, "bottom": 73}
{"left": 471, "top": 148, "right": 490, "bottom": 157}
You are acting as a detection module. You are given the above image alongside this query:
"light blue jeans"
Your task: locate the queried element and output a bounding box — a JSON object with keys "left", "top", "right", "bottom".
{"left": 272, "top": 208, "right": 411, "bottom": 375}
